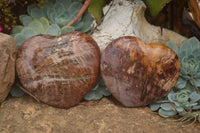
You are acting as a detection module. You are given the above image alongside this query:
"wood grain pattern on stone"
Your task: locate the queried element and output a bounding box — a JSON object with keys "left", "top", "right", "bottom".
{"left": 16, "top": 31, "right": 100, "bottom": 109}
{"left": 0, "top": 33, "right": 17, "bottom": 103}
{"left": 101, "top": 36, "right": 180, "bottom": 107}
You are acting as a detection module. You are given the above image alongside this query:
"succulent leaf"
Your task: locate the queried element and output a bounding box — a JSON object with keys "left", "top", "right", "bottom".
{"left": 28, "top": 20, "right": 45, "bottom": 33}
{"left": 158, "top": 108, "right": 177, "bottom": 118}
{"left": 60, "top": 26, "right": 75, "bottom": 34}
{"left": 11, "top": 26, "right": 23, "bottom": 35}
{"left": 68, "top": 2, "right": 82, "bottom": 17}
{"left": 47, "top": 8, "right": 57, "bottom": 24}
{"left": 54, "top": 3, "right": 65, "bottom": 16}
{"left": 47, "top": 24, "right": 61, "bottom": 36}
{"left": 84, "top": 76, "right": 111, "bottom": 101}
{"left": 21, "top": 27, "right": 37, "bottom": 39}
{"left": 14, "top": 33, "right": 26, "bottom": 48}
{"left": 77, "top": 13, "right": 94, "bottom": 33}
{"left": 160, "top": 103, "right": 174, "bottom": 111}
{"left": 19, "top": 15, "right": 33, "bottom": 26}
{"left": 39, "top": 17, "right": 50, "bottom": 33}
{"left": 166, "top": 41, "right": 179, "bottom": 55}
{"left": 152, "top": 37, "right": 200, "bottom": 118}
{"left": 29, "top": 6, "right": 45, "bottom": 19}
{"left": 175, "top": 77, "right": 187, "bottom": 89}
{"left": 149, "top": 103, "right": 160, "bottom": 111}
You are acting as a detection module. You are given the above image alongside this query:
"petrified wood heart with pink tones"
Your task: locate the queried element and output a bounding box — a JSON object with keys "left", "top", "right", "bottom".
{"left": 101, "top": 36, "right": 180, "bottom": 107}
{"left": 16, "top": 31, "right": 100, "bottom": 109}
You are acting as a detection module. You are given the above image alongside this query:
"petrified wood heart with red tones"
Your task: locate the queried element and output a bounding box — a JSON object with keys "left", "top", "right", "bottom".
{"left": 101, "top": 36, "right": 180, "bottom": 107}
{"left": 16, "top": 31, "right": 100, "bottom": 109}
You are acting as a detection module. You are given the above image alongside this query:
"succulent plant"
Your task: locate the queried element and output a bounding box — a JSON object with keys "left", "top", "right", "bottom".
{"left": 150, "top": 86, "right": 200, "bottom": 118}
{"left": 84, "top": 76, "right": 111, "bottom": 101}
{"left": 11, "top": 0, "right": 94, "bottom": 47}
{"left": 150, "top": 37, "right": 200, "bottom": 118}
{"left": 166, "top": 37, "right": 200, "bottom": 89}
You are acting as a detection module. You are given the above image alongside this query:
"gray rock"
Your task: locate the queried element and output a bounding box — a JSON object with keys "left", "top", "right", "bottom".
{"left": 0, "top": 33, "right": 17, "bottom": 102}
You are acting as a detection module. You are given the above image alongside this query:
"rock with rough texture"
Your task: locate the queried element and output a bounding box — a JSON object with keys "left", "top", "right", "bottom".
{"left": 16, "top": 31, "right": 100, "bottom": 109}
{"left": 0, "top": 95, "right": 200, "bottom": 133}
{"left": 92, "top": 0, "right": 187, "bottom": 52}
{"left": 101, "top": 36, "right": 180, "bottom": 107}
{"left": 0, "top": 33, "right": 17, "bottom": 103}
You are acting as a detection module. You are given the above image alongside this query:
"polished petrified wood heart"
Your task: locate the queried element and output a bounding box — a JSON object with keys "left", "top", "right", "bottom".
{"left": 16, "top": 31, "right": 100, "bottom": 109}
{"left": 101, "top": 36, "right": 180, "bottom": 107}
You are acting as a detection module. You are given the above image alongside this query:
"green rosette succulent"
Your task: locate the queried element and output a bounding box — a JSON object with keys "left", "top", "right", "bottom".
{"left": 150, "top": 37, "right": 200, "bottom": 118}
{"left": 11, "top": 0, "right": 93, "bottom": 48}
{"left": 150, "top": 86, "right": 200, "bottom": 118}
{"left": 166, "top": 37, "right": 200, "bottom": 89}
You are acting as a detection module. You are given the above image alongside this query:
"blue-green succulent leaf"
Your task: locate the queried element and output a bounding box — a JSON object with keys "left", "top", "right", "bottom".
{"left": 21, "top": 27, "right": 37, "bottom": 39}
{"left": 29, "top": 6, "right": 45, "bottom": 19}
{"left": 78, "top": 13, "right": 93, "bottom": 32}
{"left": 175, "top": 77, "right": 187, "bottom": 89}
{"left": 160, "top": 103, "right": 174, "bottom": 111}
{"left": 14, "top": 33, "right": 27, "bottom": 48}
{"left": 47, "top": 8, "right": 57, "bottom": 24}
{"left": 84, "top": 91, "right": 97, "bottom": 101}
{"left": 189, "top": 91, "right": 200, "bottom": 103}
{"left": 158, "top": 109, "right": 177, "bottom": 118}
{"left": 166, "top": 41, "right": 179, "bottom": 55}
{"left": 28, "top": 20, "right": 44, "bottom": 33}
{"left": 11, "top": 26, "right": 23, "bottom": 35}
{"left": 149, "top": 103, "right": 160, "bottom": 111}
{"left": 174, "top": 106, "right": 185, "bottom": 112}
{"left": 180, "top": 37, "right": 200, "bottom": 57}
{"left": 189, "top": 78, "right": 200, "bottom": 87}
{"left": 27, "top": 6, "right": 34, "bottom": 16}
{"left": 84, "top": 76, "right": 111, "bottom": 100}
{"left": 55, "top": 17, "right": 71, "bottom": 27}
{"left": 60, "top": 26, "right": 75, "bottom": 34}
{"left": 73, "top": 22, "right": 84, "bottom": 31}
{"left": 60, "top": 0, "right": 72, "bottom": 9}
{"left": 47, "top": 24, "right": 61, "bottom": 36}
{"left": 39, "top": 17, "right": 50, "bottom": 33}
{"left": 68, "top": 2, "right": 82, "bottom": 16}
{"left": 54, "top": 3, "right": 65, "bottom": 16}
{"left": 193, "top": 105, "right": 200, "bottom": 110}
{"left": 19, "top": 15, "right": 33, "bottom": 26}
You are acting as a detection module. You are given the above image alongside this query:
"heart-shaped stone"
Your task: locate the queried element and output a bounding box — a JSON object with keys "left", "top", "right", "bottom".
{"left": 101, "top": 36, "right": 180, "bottom": 107}
{"left": 16, "top": 31, "right": 100, "bottom": 109}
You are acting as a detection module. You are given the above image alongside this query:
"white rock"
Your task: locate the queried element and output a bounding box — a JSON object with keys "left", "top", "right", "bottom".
{"left": 92, "top": 0, "right": 186, "bottom": 52}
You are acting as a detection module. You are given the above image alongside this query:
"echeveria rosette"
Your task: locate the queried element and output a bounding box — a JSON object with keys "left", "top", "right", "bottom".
{"left": 150, "top": 37, "right": 200, "bottom": 118}
{"left": 166, "top": 37, "right": 200, "bottom": 89}
{"left": 168, "top": 87, "right": 200, "bottom": 110}
{"left": 150, "top": 86, "right": 200, "bottom": 118}
{"left": 11, "top": 0, "right": 94, "bottom": 47}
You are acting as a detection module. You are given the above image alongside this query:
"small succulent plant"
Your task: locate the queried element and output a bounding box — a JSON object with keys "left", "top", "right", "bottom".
{"left": 11, "top": 0, "right": 94, "bottom": 47}
{"left": 150, "top": 86, "right": 200, "bottom": 118}
{"left": 84, "top": 76, "right": 111, "bottom": 101}
{"left": 166, "top": 37, "right": 200, "bottom": 89}
{"left": 150, "top": 37, "right": 200, "bottom": 118}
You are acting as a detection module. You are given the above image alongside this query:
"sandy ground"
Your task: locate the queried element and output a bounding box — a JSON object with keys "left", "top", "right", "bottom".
{"left": 0, "top": 95, "right": 200, "bottom": 133}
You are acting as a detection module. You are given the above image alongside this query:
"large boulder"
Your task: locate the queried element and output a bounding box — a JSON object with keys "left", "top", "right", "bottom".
{"left": 0, "top": 33, "right": 17, "bottom": 103}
